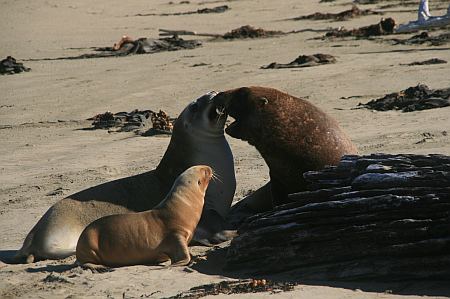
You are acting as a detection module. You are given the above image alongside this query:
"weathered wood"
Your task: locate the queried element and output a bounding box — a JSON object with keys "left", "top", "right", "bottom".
{"left": 226, "top": 154, "right": 450, "bottom": 280}
{"left": 275, "top": 254, "right": 450, "bottom": 280}
{"left": 159, "top": 29, "right": 222, "bottom": 38}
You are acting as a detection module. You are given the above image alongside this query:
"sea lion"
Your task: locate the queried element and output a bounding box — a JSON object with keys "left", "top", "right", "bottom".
{"left": 15, "top": 91, "right": 236, "bottom": 263}
{"left": 213, "top": 86, "right": 357, "bottom": 212}
{"left": 76, "top": 165, "right": 212, "bottom": 269}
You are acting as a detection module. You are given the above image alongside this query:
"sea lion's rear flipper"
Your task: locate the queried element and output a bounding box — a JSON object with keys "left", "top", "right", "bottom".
{"left": 224, "top": 182, "right": 274, "bottom": 231}
{"left": 13, "top": 251, "right": 33, "bottom": 264}
{"left": 193, "top": 209, "right": 234, "bottom": 245}
{"left": 209, "top": 230, "right": 238, "bottom": 244}
{"left": 269, "top": 177, "right": 291, "bottom": 206}
{"left": 80, "top": 262, "right": 114, "bottom": 273}
{"left": 13, "top": 228, "right": 37, "bottom": 264}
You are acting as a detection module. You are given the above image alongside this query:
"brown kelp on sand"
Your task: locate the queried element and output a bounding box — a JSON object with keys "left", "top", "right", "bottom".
{"left": 359, "top": 84, "right": 450, "bottom": 112}
{"left": 0, "top": 56, "right": 31, "bottom": 75}
{"left": 88, "top": 109, "right": 174, "bottom": 135}
{"left": 262, "top": 54, "right": 336, "bottom": 69}
{"left": 325, "top": 17, "right": 396, "bottom": 38}
{"left": 29, "top": 35, "right": 201, "bottom": 61}
{"left": 401, "top": 58, "right": 447, "bottom": 66}
{"left": 163, "top": 279, "right": 298, "bottom": 298}
{"left": 159, "top": 25, "right": 288, "bottom": 40}
{"left": 391, "top": 32, "right": 450, "bottom": 46}
{"left": 290, "top": 5, "right": 380, "bottom": 21}
{"left": 132, "top": 5, "right": 229, "bottom": 16}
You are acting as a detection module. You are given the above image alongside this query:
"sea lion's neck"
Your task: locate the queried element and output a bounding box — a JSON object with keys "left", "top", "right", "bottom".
{"left": 155, "top": 135, "right": 189, "bottom": 184}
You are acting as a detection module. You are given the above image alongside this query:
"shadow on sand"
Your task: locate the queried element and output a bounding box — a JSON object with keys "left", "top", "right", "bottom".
{"left": 3, "top": 244, "right": 450, "bottom": 297}
{"left": 0, "top": 250, "right": 19, "bottom": 264}
{"left": 190, "top": 246, "right": 450, "bottom": 297}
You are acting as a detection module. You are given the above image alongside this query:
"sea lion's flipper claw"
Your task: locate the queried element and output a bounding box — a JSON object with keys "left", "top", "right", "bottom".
{"left": 209, "top": 230, "right": 238, "bottom": 244}
{"left": 80, "top": 263, "right": 114, "bottom": 273}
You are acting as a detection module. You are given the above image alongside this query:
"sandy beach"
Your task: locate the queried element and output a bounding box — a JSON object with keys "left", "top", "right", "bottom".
{"left": 1, "top": 0, "right": 450, "bottom": 298}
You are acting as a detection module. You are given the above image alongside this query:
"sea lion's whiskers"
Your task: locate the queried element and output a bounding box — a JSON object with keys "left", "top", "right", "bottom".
{"left": 16, "top": 92, "right": 236, "bottom": 262}
{"left": 215, "top": 106, "right": 226, "bottom": 125}
{"left": 211, "top": 171, "right": 223, "bottom": 183}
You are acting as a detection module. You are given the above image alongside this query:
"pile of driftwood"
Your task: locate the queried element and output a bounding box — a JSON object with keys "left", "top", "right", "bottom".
{"left": 226, "top": 154, "right": 450, "bottom": 280}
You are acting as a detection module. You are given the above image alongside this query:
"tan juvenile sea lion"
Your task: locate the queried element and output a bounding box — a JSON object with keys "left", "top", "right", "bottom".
{"left": 15, "top": 92, "right": 236, "bottom": 263}
{"left": 214, "top": 86, "right": 358, "bottom": 211}
{"left": 76, "top": 165, "right": 212, "bottom": 269}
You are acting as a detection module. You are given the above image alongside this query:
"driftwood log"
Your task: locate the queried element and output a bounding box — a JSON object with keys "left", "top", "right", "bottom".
{"left": 226, "top": 154, "right": 450, "bottom": 280}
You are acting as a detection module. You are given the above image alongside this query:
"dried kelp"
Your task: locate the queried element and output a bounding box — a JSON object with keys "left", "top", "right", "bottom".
{"left": 354, "top": 0, "right": 416, "bottom": 6}
{"left": 291, "top": 6, "right": 379, "bottom": 21}
{"left": 31, "top": 36, "right": 201, "bottom": 61}
{"left": 222, "top": 25, "right": 285, "bottom": 39}
{"left": 142, "top": 110, "right": 174, "bottom": 136}
{"left": 159, "top": 25, "right": 309, "bottom": 40}
{"left": 325, "top": 17, "right": 396, "bottom": 38}
{"left": 262, "top": 54, "right": 336, "bottom": 69}
{"left": 401, "top": 58, "right": 447, "bottom": 66}
{"left": 226, "top": 154, "right": 450, "bottom": 280}
{"left": 92, "top": 35, "right": 201, "bottom": 56}
{"left": 359, "top": 84, "right": 450, "bottom": 112}
{"left": 0, "top": 56, "right": 31, "bottom": 75}
{"left": 133, "top": 5, "right": 229, "bottom": 16}
{"left": 89, "top": 109, "right": 174, "bottom": 135}
{"left": 163, "top": 279, "right": 298, "bottom": 299}
{"left": 391, "top": 32, "right": 450, "bottom": 46}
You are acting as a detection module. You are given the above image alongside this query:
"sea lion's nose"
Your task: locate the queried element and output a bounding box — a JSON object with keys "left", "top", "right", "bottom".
{"left": 206, "top": 91, "right": 218, "bottom": 98}
{"left": 195, "top": 91, "right": 218, "bottom": 104}
{"left": 212, "top": 92, "right": 231, "bottom": 110}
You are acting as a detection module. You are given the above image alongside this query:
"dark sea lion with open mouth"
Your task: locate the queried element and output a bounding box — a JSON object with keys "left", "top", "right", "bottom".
{"left": 214, "top": 86, "right": 358, "bottom": 215}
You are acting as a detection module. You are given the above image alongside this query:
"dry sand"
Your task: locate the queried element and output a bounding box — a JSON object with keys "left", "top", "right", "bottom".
{"left": 1, "top": 0, "right": 450, "bottom": 298}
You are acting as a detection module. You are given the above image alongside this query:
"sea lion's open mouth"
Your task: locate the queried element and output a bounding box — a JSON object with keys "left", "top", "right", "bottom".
{"left": 211, "top": 92, "right": 244, "bottom": 138}
{"left": 221, "top": 108, "right": 243, "bottom": 139}
{"left": 224, "top": 116, "right": 240, "bottom": 137}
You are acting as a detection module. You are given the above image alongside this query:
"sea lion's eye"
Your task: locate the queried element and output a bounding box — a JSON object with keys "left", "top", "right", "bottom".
{"left": 198, "top": 180, "right": 201, "bottom": 185}
{"left": 259, "top": 97, "right": 269, "bottom": 106}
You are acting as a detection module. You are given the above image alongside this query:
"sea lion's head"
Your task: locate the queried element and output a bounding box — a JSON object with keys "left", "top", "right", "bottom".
{"left": 175, "top": 91, "right": 228, "bottom": 138}
{"left": 173, "top": 165, "right": 213, "bottom": 199}
{"left": 213, "top": 87, "right": 277, "bottom": 145}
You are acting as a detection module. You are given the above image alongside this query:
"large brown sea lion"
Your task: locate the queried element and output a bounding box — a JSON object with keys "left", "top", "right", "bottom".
{"left": 15, "top": 92, "right": 236, "bottom": 263}
{"left": 213, "top": 86, "right": 358, "bottom": 212}
{"left": 76, "top": 165, "right": 212, "bottom": 269}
